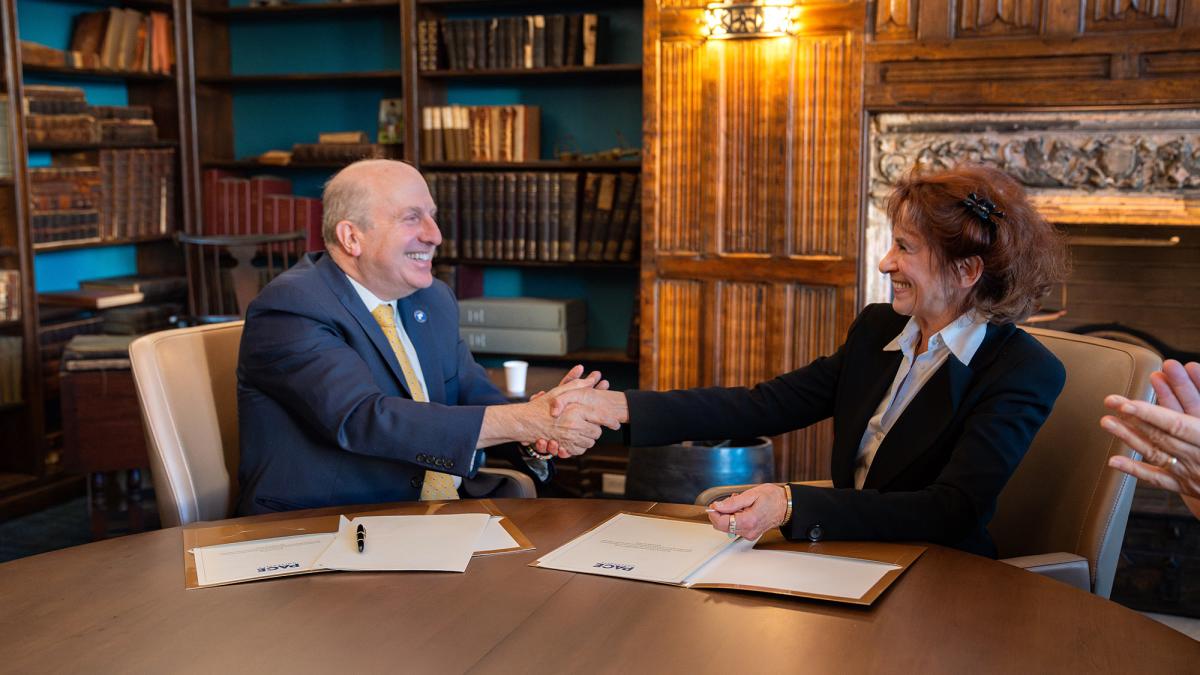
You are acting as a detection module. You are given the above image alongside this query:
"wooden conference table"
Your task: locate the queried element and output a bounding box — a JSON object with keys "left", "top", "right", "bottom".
{"left": 1, "top": 499, "right": 1196, "bottom": 674}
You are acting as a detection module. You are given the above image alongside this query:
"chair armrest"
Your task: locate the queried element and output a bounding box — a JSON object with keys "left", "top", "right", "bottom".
{"left": 1000, "top": 552, "right": 1091, "bottom": 592}
{"left": 477, "top": 468, "right": 537, "bottom": 499}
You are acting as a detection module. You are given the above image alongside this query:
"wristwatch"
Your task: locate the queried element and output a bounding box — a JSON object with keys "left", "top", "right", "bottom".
{"left": 520, "top": 443, "right": 554, "bottom": 461}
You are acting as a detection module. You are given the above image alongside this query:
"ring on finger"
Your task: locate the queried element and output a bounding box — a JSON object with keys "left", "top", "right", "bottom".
{"left": 728, "top": 514, "right": 738, "bottom": 535}
{"left": 1166, "top": 456, "right": 1179, "bottom": 471}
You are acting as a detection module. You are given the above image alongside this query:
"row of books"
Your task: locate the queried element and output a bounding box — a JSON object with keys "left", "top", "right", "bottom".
{"left": 29, "top": 149, "right": 177, "bottom": 245}
{"left": 0, "top": 336, "right": 20, "bottom": 405}
{"left": 0, "top": 270, "right": 19, "bottom": 322}
{"left": 201, "top": 170, "right": 323, "bottom": 251}
{"left": 24, "top": 86, "right": 159, "bottom": 145}
{"left": 417, "top": 14, "right": 601, "bottom": 71}
{"left": 420, "top": 105, "right": 540, "bottom": 163}
{"left": 425, "top": 171, "right": 640, "bottom": 263}
{"left": 68, "top": 8, "right": 175, "bottom": 74}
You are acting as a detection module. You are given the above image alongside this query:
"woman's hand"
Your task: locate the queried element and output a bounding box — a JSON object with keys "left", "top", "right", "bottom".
{"left": 706, "top": 483, "right": 789, "bottom": 540}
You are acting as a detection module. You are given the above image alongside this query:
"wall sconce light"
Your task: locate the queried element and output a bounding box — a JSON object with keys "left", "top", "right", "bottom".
{"left": 701, "top": 2, "right": 800, "bottom": 40}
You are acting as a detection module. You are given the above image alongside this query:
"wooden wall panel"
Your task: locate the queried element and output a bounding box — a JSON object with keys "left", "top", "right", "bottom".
{"left": 658, "top": 40, "right": 705, "bottom": 254}
{"left": 791, "top": 33, "right": 856, "bottom": 256}
{"left": 956, "top": 0, "right": 1043, "bottom": 37}
{"left": 652, "top": 279, "right": 703, "bottom": 391}
{"left": 645, "top": 3, "right": 865, "bottom": 481}
{"left": 875, "top": 0, "right": 919, "bottom": 40}
{"left": 1085, "top": 0, "right": 1181, "bottom": 31}
{"left": 712, "top": 282, "right": 773, "bottom": 386}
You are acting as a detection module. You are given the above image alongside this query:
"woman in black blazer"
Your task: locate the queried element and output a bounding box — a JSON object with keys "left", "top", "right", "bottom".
{"left": 549, "top": 164, "right": 1069, "bottom": 557}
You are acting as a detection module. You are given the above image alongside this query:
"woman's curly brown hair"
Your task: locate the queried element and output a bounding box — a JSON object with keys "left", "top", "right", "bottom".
{"left": 885, "top": 164, "right": 1069, "bottom": 324}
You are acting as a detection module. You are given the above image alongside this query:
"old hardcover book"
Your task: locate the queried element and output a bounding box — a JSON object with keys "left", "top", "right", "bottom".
{"left": 547, "top": 15, "right": 565, "bottom": 68}
{"left": 542, "top": 172, "right": 558, "bottom": 261}
{"left": 264, "top": 193, "right": 294, "bottom": 236}
{"left": 444, "top": 173, "right": 460, "bottom": 259}
{"left": 482, "top": 173, "right": 497, "bottom": 260}
{"left": 294, "top": 197, "right": 323, "bottom": 252}
{"left": 458, "top": 297, "right": 586, "bottom": 331}
{"left": 502, "top": 173, "right": 517, "bottom": 260}
{"left": 70, "top": 10, "right": 110, "bottom": 66}
{"left": 582, "top": 13, "right": 599, "bottom": 67}
{"left": 458, "top": 171, "right": 474, "bottom": 258}
{"left": 522, "top": 16, "right": 534, "bottom": 68}
{"left": 461, "top": 324, "right": 586, "bottom": 356}
{"left": 524, "top": 173, "right": 539, "bottom": 260}
{"left": 532, "top": 15, "right": 546, "bottom": 68}
{"left": 604, "top": 173, "right": 638, "bottom": 261}
{"left": 619, "top": 182, "right": 641, "bottom": 262}
{"left": 558, "top": 172, "right": 579, "bottom": 262}
{"left": 564, "top": 14, "right": 582, "bottom": 66}
{"left": 249, "top": 176, "right": 292, "bottom": 234}
{"left": 421, "top": 107, "right": 435, "bottom": 163}
{"left": 575, "top": 173, "right": 599, "bottom": 259}
{"left": 514, "top": 173, "right": 528, "bottom": 260}
{"left": 486, "top": 18, "right": 499, "bottom": 69}
{"left": 40, "top": 288, "right": 144, "bottom": 310}
{"left": 80, "top": 274, "right": 185, "bottom": 302}
{"left": 587, "top": 173, "right": 617, "bottom": 261}
{"left": 318, "top": 131, "right": 369, "bottom": 144}
{"left": 471, "top": 173, "right": 485, "bottom": 259}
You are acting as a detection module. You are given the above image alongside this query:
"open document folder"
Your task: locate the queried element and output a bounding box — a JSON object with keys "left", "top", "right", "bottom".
{"left": 533, "top": 513, "right": 924, "bottom": 606}
{"left": 184, "top": 500, "right": 533, "bottom": 589}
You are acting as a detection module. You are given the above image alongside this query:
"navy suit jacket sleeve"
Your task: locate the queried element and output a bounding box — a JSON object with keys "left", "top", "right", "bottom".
{"left": 239, "top": 280, "right": 487, "bottom": 475}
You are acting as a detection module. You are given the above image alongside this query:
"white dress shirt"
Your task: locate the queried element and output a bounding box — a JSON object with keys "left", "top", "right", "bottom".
{"left": 853, "top": 312, "right": 988, "bottom": 489}
{"left": 347, "top": 276, "right": 464, "bottom": 489}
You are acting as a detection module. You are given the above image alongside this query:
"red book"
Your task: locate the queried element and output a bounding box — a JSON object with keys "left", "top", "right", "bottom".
{"left": 294, "top": 197, "right": 324, "bottom": 252}
{"left": 202, "top": 169, "right": 235, "bottom": 235}
{"left": 264, "top": 194, "right": 294, "bottom": 236}
{"left": 249, "top": 176, "right": 292, "bottom": 235}
{"left": 217, "top": 178, "right": 251, "bottom": 235}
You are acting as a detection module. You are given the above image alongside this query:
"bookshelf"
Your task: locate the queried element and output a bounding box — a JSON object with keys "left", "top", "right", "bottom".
{"left": 0, "top": 0, "right": 191, "bottom": 514}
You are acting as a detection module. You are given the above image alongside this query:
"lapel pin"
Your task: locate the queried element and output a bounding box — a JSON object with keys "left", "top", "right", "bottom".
{"left": 414, "top": 309, "right": 427, "bottom": 323}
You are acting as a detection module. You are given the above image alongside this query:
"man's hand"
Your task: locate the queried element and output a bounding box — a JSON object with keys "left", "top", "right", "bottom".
{"left": 530, "top": 365, "right": 619, "bottom": 458}
{"left": 477, "top": 369, "right": 608, "bottom": 457}
{"left": 1103, "top": 361, "right": 1200, "bottom": 519}
{"left": 706, "top": 484, "right": 789, "bottom": 540}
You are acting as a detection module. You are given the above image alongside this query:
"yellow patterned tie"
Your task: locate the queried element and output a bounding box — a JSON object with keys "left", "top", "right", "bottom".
{"left": 371, "top": 304, "right": 459, "bottom": 501}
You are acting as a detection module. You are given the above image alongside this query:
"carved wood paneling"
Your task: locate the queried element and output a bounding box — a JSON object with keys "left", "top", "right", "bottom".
{"left": 780, "top": 285, "right": 843, "bottom": 479}
{"left": 875, "top": 0, "right": 919, "bottom": 40}
{"left": 880, "top": 55, "right": 1109, "bottom": 82}
{"left": 956, "top": 0, "right": 1044, "bottom": 37}
{"left": 712, "top": 282, "right": 773, "bottom": 387}
{"left": 652, "top": 279, "right": 703, "bottom": 391}
{"left": 791, "top": 33, "right": 855, "bottom": 256}
{"left": 1085, "top": 0, "right": 1180, "bottom": 31}
{"left": 711, "top": 39, "right": 792, "bottom": 255}
{"left": 658, "top": 40, "right": 704, "bottom": 254}
{"left": 1141, "top": 50, "right": 1200, "bottom": 76}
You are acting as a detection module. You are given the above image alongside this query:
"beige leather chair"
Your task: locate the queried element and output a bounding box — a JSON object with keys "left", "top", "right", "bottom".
{"left": 130, "top": 322, "right": 535, "bottom": 528}
{"left": 694, "top": 328, "right": 1160, "bottom": 598}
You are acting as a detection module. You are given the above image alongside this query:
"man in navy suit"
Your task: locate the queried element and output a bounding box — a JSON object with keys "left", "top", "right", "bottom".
{"left": 236, "top": 160, "right": 615, "bottom": 515}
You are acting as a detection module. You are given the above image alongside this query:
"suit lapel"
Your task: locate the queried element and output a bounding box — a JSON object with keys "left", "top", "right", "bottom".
{"left": 861, "top": 321, "right": 1010, "bottom": 489}
{"left": 398, "top": 294, "right": 446, "bottom": 404}
{"left": 832, "top": 346, "right": 903, "bottom": 485}
{"left": 316, "top": 254, "right": 412, "bottom": 397}
{"left": 862, "top": 354, "right": 973, "bottom": 489}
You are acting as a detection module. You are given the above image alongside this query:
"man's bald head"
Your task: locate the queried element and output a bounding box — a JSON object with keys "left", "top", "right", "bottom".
{"left": 321, "top": 160, "right": 424, "bottom": 246}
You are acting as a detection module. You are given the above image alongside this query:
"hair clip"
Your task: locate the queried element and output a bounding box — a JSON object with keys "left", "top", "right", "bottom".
{"left": 961, "top": 193, "right": 1004, "bottom": 225}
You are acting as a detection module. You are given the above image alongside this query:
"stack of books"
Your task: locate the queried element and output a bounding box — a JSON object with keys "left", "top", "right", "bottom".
{"left": 420, "top": 105, "right": 539, "bottom": 163}
{"left": 24, "top": 86, "right": 162, "bottom": 147}
{"left": 201, "top": 170, "right": 323, "bottom": 251}
{"left": 28, "top": 166, "right": 103, "bottom": 244}
{"left": 427, "top": 171, "right": 639, "bottom": 263}
{"left": 458, "top": 297, "right": 586, "bottom": 357}
{"left": 69, "top": 7, "right": 175, "bottom": 74}
{"left": 418, "top": 13, "right": 601, "bottom": 71}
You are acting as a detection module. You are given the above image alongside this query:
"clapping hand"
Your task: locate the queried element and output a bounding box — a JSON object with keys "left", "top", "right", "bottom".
{"left": 1102, "top": 360, "right": 1200, "bottom": 517}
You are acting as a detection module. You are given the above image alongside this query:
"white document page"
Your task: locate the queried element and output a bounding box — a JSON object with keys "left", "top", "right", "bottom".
{"left": 474, "top": 516, "right": 520, "bottom": 554}
{"left": 685, "top": 539, "right": 900, "bottom": 600}
{"left": 314, "top": 513, "right": 490, "bottom": 572}
{"left": 192, "top": 532, "right": 336, "bottom": 587}
{"left": 535, "top": 513, "right": 736, "bottom": 584}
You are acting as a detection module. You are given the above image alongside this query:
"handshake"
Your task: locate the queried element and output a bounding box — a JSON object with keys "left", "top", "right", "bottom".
{"left": 480, "top": 365, "right": 630, "bottom": 458}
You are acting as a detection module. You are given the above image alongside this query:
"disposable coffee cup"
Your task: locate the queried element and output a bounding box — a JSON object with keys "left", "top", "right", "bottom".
{"left": 503, "top": 360, "right": 529, "bottom": 394}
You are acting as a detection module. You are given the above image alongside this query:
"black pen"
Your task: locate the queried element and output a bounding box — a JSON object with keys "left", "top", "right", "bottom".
{"left": 356, "top": 524, "right": 365, "bottom": 553}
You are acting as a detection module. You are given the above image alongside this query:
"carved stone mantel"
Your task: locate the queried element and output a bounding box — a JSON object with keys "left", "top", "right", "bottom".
{"left": 863, "top": 110, "right": 1200, "bottom": 303}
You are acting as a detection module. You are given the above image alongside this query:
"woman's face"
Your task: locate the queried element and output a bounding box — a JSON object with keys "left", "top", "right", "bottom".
{"left": 879, "top": 218, "right": 966, "bottom": 329}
